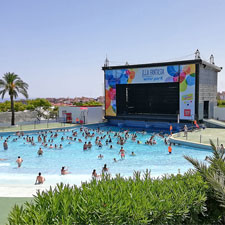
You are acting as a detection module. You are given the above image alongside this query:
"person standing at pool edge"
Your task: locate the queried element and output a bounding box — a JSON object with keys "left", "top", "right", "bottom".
{"left": 169, "top": 125, "right": 173, "bottom": 135}
{"left": 16, "top": 156, "right": 23, "bottom": 167}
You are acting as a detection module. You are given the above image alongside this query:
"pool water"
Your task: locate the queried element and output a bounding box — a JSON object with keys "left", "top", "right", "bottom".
{"left": 0, "top": 125, "right": 211, "bottom": 185}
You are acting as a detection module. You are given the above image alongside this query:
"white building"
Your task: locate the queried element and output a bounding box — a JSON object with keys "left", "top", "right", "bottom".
{"left": 58, "top": 106, "right": 103, "bottom": 124}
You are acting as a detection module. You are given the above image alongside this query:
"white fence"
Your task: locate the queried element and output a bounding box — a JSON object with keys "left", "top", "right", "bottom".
{"left": 0, "top": 111, "right": 38, "bottom": 124}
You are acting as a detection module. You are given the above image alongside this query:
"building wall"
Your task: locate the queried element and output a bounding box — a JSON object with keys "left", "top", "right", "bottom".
{"left": 198, "top": 64, "right": 217, "bottom": 120}
{"left": 58, "top": 106, "right": 103, "bottom": 124}
{"left": 86, "top": 107, "right": 104, "bottom": 124}
{"left": 214, "top": 107, "right": 225, "bottom": 121}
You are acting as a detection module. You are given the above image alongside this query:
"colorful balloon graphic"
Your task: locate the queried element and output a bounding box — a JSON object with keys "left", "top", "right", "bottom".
{"left": 167, "top": 65, "right": 179, "bottom": 77}
{"left": 183, "top": 64, "right": 195, "bottom": 75}
{"left": 186, "top": 74, "right": 195, "bottom": 86}
{"left": 105, "top": 90, "right": 111, "bottom": 110}
{"left": 127, "top": 69, "right": 136, "bottom": 83}
{"left": 180, "top": 80, "right": 187, "bottom": 92}
{"left": 108, "top": 87, "right": 116, "bottom": 100}
{"left": 179, "top": 71, "right": 186, "bottom": 83}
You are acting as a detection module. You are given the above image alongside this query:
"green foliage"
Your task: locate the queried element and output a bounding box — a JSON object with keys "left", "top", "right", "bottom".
{"left": 27, "top": 98, "right": 51, "bottom": 109}
{"left": 8, "top": 171, "right": 212, "bottom": 225}
{"left": 14, "top": 102, "right": 26, "bottom": 112}
{"left": 73, "top": 100, "right": 103, "bottom": 106}
{"left": 217, "top": 100, "right": 225, "bottom": 107}
{"left": 49, "top": 106, "right": 59, "bottom": 119}
{"left": 0, "top": 72, "right": 28, "bottom": 99}
{"left": 0, "top": 98, "right": 52, "bottom": 112}
{"left": 0, "top": 72, "right": 29, "bottom": 125}
{"left": 184, "top": 140, "right": 225, "bottom": 223}
{"left": 0, "top": 100, "right": 11, "bottom": 112}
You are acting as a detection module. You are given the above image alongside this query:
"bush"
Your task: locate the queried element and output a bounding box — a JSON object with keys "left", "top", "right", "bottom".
{"left": 8, "top": 171, "right": 213, "bottom": 225}
{"left": 73, "top": 100, "right": 103, "bottom": 106}
{"left": 217, "top": 100, "right": 225, "bottom": 107}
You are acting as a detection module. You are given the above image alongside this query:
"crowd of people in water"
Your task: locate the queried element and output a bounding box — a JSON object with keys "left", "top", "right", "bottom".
{"left": 1, "top": 125, "right": 223, "bottom": 184}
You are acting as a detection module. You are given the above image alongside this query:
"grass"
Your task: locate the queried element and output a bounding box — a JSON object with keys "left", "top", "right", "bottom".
{"left": 0, "top": 197, "right": 33, "bottom": 225}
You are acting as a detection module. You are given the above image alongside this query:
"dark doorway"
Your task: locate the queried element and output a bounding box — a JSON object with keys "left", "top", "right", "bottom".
{"left": 203, "top": 101, "right": 209, "bottom": 118}
{"left": 116, "top": 83, "right": 179, "bottom": 116}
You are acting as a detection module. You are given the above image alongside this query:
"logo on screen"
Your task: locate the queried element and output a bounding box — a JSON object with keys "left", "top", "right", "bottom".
{"left": 184, "top": 109, "right": 191, "bottom": 117}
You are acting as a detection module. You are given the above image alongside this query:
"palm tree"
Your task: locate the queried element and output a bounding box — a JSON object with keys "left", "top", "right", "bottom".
{"left": 0, "top": 72, "right": 29, "bottom": 125}
{"left": 184, "top": 140, "right": 225, "bottom": 221}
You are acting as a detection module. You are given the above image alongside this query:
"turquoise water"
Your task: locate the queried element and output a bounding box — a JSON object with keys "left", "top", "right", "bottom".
{"left": 0, "top": 125, "right": 211, "bottom": 182}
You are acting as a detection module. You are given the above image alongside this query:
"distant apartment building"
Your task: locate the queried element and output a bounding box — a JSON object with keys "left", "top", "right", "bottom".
{"left": 218, "top": 91, "right": 225, "bottom": 100}
{"left": 46, "top": 96, "right": 104, "bottom": 106}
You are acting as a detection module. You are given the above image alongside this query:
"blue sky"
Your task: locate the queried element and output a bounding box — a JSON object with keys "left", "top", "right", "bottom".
{"left": 0, "top": 0, "right": 224, "bottom": 98}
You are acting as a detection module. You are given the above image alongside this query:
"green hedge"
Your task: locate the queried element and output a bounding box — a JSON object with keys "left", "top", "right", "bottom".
{"left": 217, "top": 100, "right": 225, "bottom": 108}
{"left": 8, "top": 171, "right": 213, "bottom": 224}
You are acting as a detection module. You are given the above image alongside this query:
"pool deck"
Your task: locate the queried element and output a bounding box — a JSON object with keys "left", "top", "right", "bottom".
{"left": 170, "top": 128, "right": 225, "bottom": 149}
{"left": 0, "top": 122, "right": 77, "bottom": 134}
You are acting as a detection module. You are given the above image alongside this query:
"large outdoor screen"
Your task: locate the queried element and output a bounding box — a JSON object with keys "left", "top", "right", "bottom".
{"left": 116, "top": 83, "right": 179, "bottom": 115}
{"left": 105, "top": 64, "right": 195, "bottom": 120}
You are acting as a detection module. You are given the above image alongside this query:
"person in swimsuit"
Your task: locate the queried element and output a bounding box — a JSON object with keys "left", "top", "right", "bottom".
{"left": 119, "top": 147, "right": 125, "bottom": 159}
{"left": 83, "top": 142, "right": 88, "bottom": 150}
{"left": 92, "top": 169, "right": 100, "bottom": 178}
{"left": 168, "top": 144, "right": 172, "bottom": 154}
{"left": 37, "top": 147, "right": 43, "bottom": 156}
{"left": 3, "top": 140, "right": 8, "bottom": 150}
{"left": 102, "top": 164, "right": 108, "bottom": 174}
{"left": 98, "top": 154, "right": 104, "bottom": 159}
{"left": 35, "top": 172, "right": 45, "bottom": 184}
{"left": 16, "top": 156, "right": 23, "bottom": 167}
{"left": 61, "top": 166, "right": 71, "bottom": 175}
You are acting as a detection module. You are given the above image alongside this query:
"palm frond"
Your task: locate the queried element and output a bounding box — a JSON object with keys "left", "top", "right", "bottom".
{"left": 184, "top": 140, "right": 225, "bottom": 209}
{"left": 0, "top": 89, "right": 7, "bottom": 99}
{"left": 184, "top": 155, "right": 209, "bottom": 178}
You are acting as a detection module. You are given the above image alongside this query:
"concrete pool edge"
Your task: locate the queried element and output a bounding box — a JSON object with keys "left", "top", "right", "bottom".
{"left": 169, "top": 134, "right": 212, "bottom": 150}
{"left": 0, "top": 122, "right": 107, "bottom": 136}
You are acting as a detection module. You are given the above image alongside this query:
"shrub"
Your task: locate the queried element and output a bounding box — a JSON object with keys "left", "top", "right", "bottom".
{"left": 185, "top": 140, "right": 225, "bottom": 223}
{"left": 217, "top": 100, "right": 225, "bottom": 107}
{"left": 7, "top": 171, "right": 212, "bottom": 225}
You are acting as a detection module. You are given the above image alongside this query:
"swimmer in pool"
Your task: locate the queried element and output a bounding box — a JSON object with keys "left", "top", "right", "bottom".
{"left": 61, "top": 166, "right": 71, "bottom": 175}
{"left": 35, "top": 172, "right": 45, "bottom": 184}
{"left": 130, "top": 151, "right": 136, "bottom": 156}
{"left": 113, "top": 158, "right": 117, "bottom": 162}
{"left": 37, "top": 147, "right": 43, "bottom": 156}
{"left": 3, "top": 140, "right": 8, "bottom": 150}
{"left": 16, "top": 156, "right": 23, "bottom": 167}
{"left": 92, "top": 169, "right": 100, "bottom": 178}
{"left": 119, "top": 147, "right": 126, "bottom": 159}
{"left": 98, "top": 154, "right": 104, "bottom": 159}
{"left": 83, "top": 142, "right": 88, "bottom": 150}
{"left": 102, "top": 164, "right": 109, "bottom": 174}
